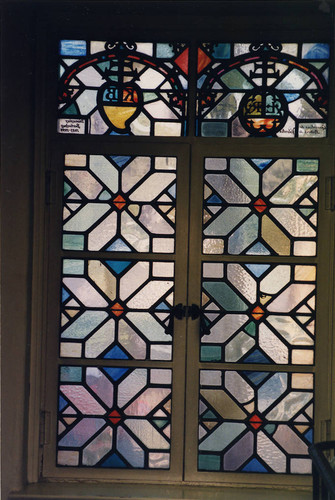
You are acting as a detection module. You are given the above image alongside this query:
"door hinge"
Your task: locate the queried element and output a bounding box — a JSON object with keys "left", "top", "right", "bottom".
{"left": 45, "top": 171, "right": 56, "bottom": 205}
{"left": 39, "top": 410, "right": 50, "bottom": 447}
{"left": 325, "top": 176, "right": 335, "bottom": 211}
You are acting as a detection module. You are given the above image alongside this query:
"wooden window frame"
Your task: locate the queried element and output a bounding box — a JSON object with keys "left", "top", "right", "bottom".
{"left": 2, "top": 1, "right": 335, "bottom": 498}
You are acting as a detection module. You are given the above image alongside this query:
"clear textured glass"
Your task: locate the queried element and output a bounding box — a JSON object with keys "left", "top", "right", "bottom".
{"left": 199, "top": 370, "right": 313, "bottom": 473}
{"left": 57, "top": 367, "right": 172, "bottom": 468}
{"left": 60, "top": 259, "right": 175, "bottom": 360}
{"left": 201, "top": 263, "right": 316, "bottom": 364}
{"left": 63, "top": 155, "right": 177, "bottom": 254}
{"left": 203, "top": 158, "right": 319, "bottom": 256}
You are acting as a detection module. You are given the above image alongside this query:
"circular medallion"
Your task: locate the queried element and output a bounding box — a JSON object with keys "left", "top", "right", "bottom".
{"left": 239, "top": 90, "right": 288, "bottom": 136}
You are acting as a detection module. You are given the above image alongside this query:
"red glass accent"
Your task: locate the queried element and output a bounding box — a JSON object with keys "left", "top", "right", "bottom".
{"left": 254, "top": 198, "right": 267, "bottom": 213}
{"left": 249, "top": 414, "right": 263, "bottom": 430}
{"left": 108, "top": 409, "right": 122, "bottom": 424}
{"left": 251, "top": 306, "right": 264, "bottom": 320}
{"left": 113, "top": 195, "right": 126, "bottom": 210}
{"left": 198, "top": 48, "right": 212, "bottom": 73}
{"left": 174, "top": 48, "right": 189, "bottom": 75}
{"left": 111, "top": 302, "right": 124, "bottom": 317}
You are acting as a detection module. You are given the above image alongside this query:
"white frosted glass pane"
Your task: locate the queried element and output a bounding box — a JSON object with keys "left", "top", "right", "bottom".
{"left": 152, "top": 238, "right": 174, "bottom": 253}
{"left": 60, "top": 342, "right": 82, "bottom": 357}
{"left": 125, "top": 419, "right": 169, "bottom": 449}
{"left": 292, "top": 350, "right": 314, "bottom": 364}
{"left": 149, "top": 452, "right": 169, "bottom": 468}
{"left": 58, "top": 450, "right": 79, "bottom": 466}
{"left": 82, "top": 427, "right": 113, "bottom": 466}
{"left": 126, "top": 281, "right": 173, "bottom": 309}
{"left": 60, "top": 385, "right": 105, "bottom": 414}
{"left": 119, "top": 262, "right": 149, "bottom": 301}
{"left": 150, "top": 344, "right": 172, "bottom": 360}
{"left": 65, "top": 154, "right": 86, "bottom": 167}
{"left": 203, "top": 263, "right": 224, "bottom": 278}
{"left": 130, "top": 173, "right": 175, "bottom": 201}
{"left": 122, "top": 157, "right": 151, "bottom": 192}
{"left": 85, "top": 320, "right": 115, "bottom": 358}
{"left": 117, "top": 369, "right": 147, "bottom": 408}
{"left": 294, "top": 241, "right": 316, "bottom": 256}
{"left": 200, "top": 370, "right": 221, "bottom": 386}
{"left": 155, "top": 157, "right": 176, "bottom": 170}
{"left": 63, "top": 278, "right": 108, "bottom": 307}
{"left": 152, "top": 262, "right": 174, "bottom": 277}
{"left": 203, "top": 238, "right": 224, "bottom": 254}
{"left": 150, "top": 369, "right": 172, "bottom": 385}
{"left": 89, "top": 155, "right": 118, "bottom": 192}
{"left": 88, "top": 213, "right": 117, "bottom": 251}
{"left": 154, "top": 122, "right": 182, "bottom": 136}
{"left": 63, "top": 204, "right": 110, "bottom": 232}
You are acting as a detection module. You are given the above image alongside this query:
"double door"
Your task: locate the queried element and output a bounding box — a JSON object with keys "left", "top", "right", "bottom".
{"left": 42, "top": 140, "right": 333, "bottom": 488}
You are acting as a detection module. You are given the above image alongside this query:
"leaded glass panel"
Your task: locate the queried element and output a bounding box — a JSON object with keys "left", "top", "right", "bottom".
{"left": 63, "top": 154, "right": 177, "bottom": 253}
{"left": 61, "top": 259, "right": 174, "bottom": 360}
{"left": 201, "top": 263, "right": 316, "bottom": 364}
{"left": 58, "top": 366, "right": 172, "bottom": 468}
{"left": 58, "top": 41, "right": 188, "bottom": 136}
{"left": 203, "top": 157, "right": 319, "bottom": 255}
{"left": 197, "top": 42, "right": 329, "bottom": 137}
{"left": 199, "top": 370, "right": 313, "bottom": 474}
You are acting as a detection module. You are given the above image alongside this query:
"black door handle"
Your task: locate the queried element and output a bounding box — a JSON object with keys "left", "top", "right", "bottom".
{"left": 165, "top": 303, "right": 210, "bottom": 336}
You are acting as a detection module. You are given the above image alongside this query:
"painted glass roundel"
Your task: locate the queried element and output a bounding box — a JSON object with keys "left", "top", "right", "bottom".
{"left": 58, "top": 41, "right": 189, "bottom": 136}
{"left": 197, "top": 42, "right": 329, "bottom": 138}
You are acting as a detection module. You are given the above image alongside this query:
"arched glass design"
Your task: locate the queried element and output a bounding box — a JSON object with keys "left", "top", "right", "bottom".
{"left": 197, "top": 42, "right": 329, "bottom": 137}
{"left": 58, "top": 41, "right": 189, "bottom": 136}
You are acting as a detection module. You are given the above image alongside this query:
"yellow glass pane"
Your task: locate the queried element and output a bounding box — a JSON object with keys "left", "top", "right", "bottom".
{"left": 294, "top": 265, "right": 316, "bottom": 282}
{"left": 261, "top": 216, "right": 290, "bottom": 255}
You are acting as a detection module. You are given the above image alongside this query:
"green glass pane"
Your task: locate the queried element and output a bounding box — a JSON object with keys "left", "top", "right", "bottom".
{"left": 201, "top": 346, "right": 222, "bottom": 362}
{"left": 63, "top": 259, "right": 85, "bottom": 275}
{"left": 230, "top": 159, "right": 259, "bottom": 197}
{"left": 245, "top": 321, "right": 256, "bottom": 336}
{"left": 64, "top": 182, "right": 71, "bottom": 196}
{"left": 220, "top": 69, "right": 254, "bottom": 90}
{"left": 201, "top": 122, "right": 228, "bottom": 137}
{"left": 296, "top": 159, "right": 319, "bottom": 172}
{"left": 198, "top": 453, "right": 220, "bottom": 471}
{"left": 62, "top": 234, "right": 84, "bottom": 250}
{"left": 60, "top": 366, "right": 82, "bottom": 382}
{"left": 203, "top": 282, "right": 248, "bottom": 311}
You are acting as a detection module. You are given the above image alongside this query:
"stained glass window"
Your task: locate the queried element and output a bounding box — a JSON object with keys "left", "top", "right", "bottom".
{"left": 63, "top": 154, "right": 177, "bottom": 253}
{"left": 203, "top": 157, "right": 319, "bottom": 255}
{"left": 61, "top": 259, "right": 174, "bottom": 360}
{"left": 58, "top": 41, "right": 188, "bottom": 136}
{"left": 58, "top": 366, "right": 172, "bottom": 468}
{"left": 199, "top": 370, "right": 313, "bottom": 474}
{"left": 197, "top": 42, "right": 329, "bottom": 137}
{"left": 53, "top": 34, "right": 327, "bottom": 480}
{"left": 201, "top": 263, "right": 316, "bottom": 364}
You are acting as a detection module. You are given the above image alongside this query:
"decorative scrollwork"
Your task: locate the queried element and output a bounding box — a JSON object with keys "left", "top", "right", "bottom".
{"left": 249, "top": 42, "right": 282, "bottom": 53}
{"left": 104, "top": 41, "right": 137, "bottom": 52}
